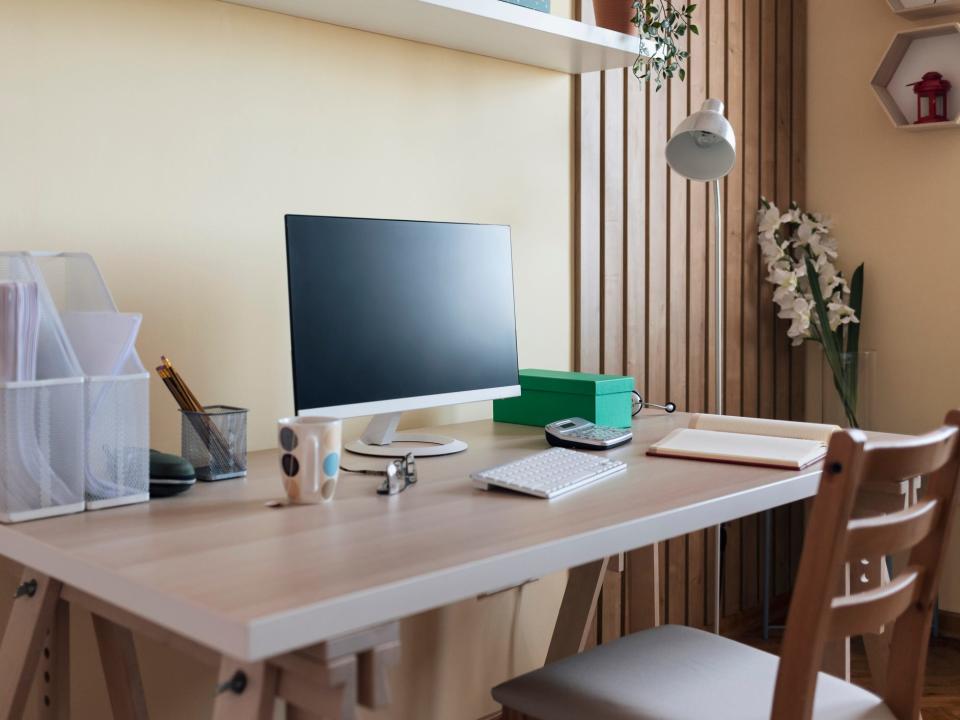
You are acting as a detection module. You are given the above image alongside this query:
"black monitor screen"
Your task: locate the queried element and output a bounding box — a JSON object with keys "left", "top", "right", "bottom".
{"left": 285, "top": 215, "right": 520, "bottom": 413}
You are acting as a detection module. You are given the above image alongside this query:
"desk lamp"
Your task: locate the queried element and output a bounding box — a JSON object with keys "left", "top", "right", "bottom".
{"left": 665, "top": 98, "right": 736, "bottom": 416}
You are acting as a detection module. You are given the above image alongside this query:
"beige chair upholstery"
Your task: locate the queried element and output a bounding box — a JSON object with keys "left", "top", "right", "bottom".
{"left": 492, "top": 625, "right": 894, "bottom": 720}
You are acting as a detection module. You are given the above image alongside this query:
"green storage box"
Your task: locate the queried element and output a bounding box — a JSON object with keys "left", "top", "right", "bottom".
{"left": 494, "top": 369, "right": 635, "bottom": 429}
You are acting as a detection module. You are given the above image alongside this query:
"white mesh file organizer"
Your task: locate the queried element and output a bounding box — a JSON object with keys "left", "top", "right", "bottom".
{"left": 31, "top": 253, "right": 149, "bottom": 510}
{"left": 0, "top": 253, "right": 85, "bottom": 522}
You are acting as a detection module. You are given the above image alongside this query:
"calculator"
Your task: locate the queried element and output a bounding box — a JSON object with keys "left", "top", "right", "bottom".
{"left": 544, "top": 417, "right": 633, "bottom": 450}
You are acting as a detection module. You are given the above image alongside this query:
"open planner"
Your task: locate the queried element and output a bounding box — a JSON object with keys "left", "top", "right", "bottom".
{"left": 647, "top": 414, "right": 841, "bottom": 470}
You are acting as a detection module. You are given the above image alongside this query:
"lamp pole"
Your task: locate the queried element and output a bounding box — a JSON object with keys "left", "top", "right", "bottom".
{"left": 714, "top": 179, "right": 723, "bottom": 416}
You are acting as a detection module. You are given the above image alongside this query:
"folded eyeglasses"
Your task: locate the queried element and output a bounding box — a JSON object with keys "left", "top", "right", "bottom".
{"left": 341, "top": 452, "right": 418, "bottom": 496}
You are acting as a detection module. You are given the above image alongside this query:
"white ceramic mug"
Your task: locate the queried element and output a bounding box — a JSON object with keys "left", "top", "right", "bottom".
{"left": 277, "top": 416, "right": 342, "bottom": 504}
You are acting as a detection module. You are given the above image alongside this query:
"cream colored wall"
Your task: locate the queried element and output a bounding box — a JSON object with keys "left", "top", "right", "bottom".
{"left": 0, "top": 0, "right": 574, "bottom": 718}
{"left": 806, "top": 0, "right": 960, "bottom": 612}
{"left": 0, "top": 0, "right": 573, "bottom": 452}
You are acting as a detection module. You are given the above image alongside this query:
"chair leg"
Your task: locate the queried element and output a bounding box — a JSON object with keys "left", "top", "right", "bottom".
{"left": 0, "top": 570, "right": 62, "bottom": 720}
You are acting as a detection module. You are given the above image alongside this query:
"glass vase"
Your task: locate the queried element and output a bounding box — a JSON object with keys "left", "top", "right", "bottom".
{"left": 821, "top": 351, "right": 876, "bottom": 430}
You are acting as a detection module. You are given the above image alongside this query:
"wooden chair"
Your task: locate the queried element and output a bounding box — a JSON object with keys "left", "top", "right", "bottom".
{"left": 493, "top": 410, "right": 960, "bottom": 720}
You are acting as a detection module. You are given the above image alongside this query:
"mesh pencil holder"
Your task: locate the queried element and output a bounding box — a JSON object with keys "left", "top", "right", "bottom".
{"left": 180, "top": 406, "right": 248, "bottom": 481}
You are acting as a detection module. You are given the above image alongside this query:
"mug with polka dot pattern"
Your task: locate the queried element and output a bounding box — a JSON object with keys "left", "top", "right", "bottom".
{"left": 277, "top": 416, "right": 342, "bottom": 504}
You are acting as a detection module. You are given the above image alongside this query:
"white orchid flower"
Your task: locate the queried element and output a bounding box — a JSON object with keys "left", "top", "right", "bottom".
{"left": 778, "top": 296, "right": 812, "bottom": 345}
{"left": 780, "top": 206, "right": 802, "bottom": 225}
{"left": 767, "top": 265, "right": 797, "bottom": 293}
{"left": 807, "top": 232, "right": 839, "bottom": 260}
{"left": 758, "top": 205, "right": 782, "bottom": 240}
{"left": 827, "top": 301, "right": 859, "bottom": 331}
{"left": 811, "top": 212, "right": 833, "bottom": 231}
{"left": 795, "top": 220, "right": 816, "bottom": 247}
{"left": 773, "top": 284, "right": 797, "bottom": 308}
{"left": 760, "top": 238, "right": 787, "bottom": 268}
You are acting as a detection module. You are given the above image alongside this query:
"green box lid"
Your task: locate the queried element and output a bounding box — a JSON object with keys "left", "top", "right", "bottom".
{"left": 518, "top": 369, "right": 634, "bottom": 396}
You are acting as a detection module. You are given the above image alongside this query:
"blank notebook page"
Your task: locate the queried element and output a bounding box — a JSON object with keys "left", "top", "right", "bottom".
{"left": 648, "top": 428, "right": 828, "bottom": 469}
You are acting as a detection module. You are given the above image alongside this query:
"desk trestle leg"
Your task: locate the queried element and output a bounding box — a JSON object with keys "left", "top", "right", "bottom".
{"left": 0, "top": 569, "right": 63, "bottom": 720}
{"left": 213, "top": 661, "right": 279, "bottom": 720}
{"left": 39, "top": 599, "right": 70, "bottom": 720}
{"left": 212, "top": 623, "right": 401, "bottom": 720}
{"left": 546, "top": 558, "right": 609, "bottom": 664}
{"left": 93, "top": 615, "right": 150, "bottom": 720}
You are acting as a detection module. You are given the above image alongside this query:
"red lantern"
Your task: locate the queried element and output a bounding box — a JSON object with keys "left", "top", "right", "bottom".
{"left": 909, "top": 71, "right": 951, "bottom": 124}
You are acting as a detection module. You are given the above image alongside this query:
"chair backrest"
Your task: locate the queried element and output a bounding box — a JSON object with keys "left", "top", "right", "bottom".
{"left": 771, "top": 410, "right": 960, "bottom": 720}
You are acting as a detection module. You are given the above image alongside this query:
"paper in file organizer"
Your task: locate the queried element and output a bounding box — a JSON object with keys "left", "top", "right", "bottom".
{"left": 61, "top": 311, "right": 143, "bottom": 501}
{"left": 647, "top": 414, "right": 841, "bottom": 470}
{"left": 0, "top": 268, "right": 84, "bottom": 521}
{"left": 0, "top": 282, "right": 39, "bottom": 382}
{"left": 61, "top": 312, "right": 141, "bottom": 377}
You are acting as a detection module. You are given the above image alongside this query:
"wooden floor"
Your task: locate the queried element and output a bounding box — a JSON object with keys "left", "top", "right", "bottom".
{"left": 740, "top": 631, "right": 960, "bottom": 719}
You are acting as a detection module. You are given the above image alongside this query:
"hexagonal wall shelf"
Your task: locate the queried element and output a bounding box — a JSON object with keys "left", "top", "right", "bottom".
{"left": 887, "top": 0, "right": 960, "bottom": 21}
{"left": 872, "top": 23, "right": 960, "bottom": 130}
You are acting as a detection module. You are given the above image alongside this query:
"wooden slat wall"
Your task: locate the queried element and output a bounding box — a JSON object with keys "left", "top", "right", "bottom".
{"left": 577, "top": 0, "right": 808, "bottom": 630}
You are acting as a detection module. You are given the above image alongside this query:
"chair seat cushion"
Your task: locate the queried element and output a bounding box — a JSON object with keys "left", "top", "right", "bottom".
{"left": 492, "top": 625, "right": 895, "bottom": 720}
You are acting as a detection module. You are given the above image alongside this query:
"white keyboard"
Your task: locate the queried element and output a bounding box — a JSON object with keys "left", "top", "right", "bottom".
{"left": 471, "top": 447, "right": 627, "bottom": 499}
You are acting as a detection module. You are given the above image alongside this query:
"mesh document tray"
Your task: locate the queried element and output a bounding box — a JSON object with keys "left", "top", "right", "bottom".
{"left": 0, "top": 254, "right": 85, "bottom": 522}
{"left": 31, "top": 253, "right": 149, "bottom": 510}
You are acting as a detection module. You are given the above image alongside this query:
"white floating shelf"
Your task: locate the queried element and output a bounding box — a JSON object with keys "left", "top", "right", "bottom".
{"left": 222, "top": 0, "right": 657, "bottom": 74}
{"left": 887, "top": 0, "right": 960, "bottom": 21}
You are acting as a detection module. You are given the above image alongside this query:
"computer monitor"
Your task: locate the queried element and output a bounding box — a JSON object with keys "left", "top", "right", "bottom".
{"left": 285, "top": 215, "right": 521, "bottom": 457}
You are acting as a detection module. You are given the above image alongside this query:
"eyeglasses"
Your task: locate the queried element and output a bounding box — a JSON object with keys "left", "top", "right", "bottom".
{"left": 340, "top": 453, "right": 418, "bottom": 496}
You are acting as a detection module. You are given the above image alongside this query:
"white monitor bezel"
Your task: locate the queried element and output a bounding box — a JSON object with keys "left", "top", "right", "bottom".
{"left": 297, "top": 385, "right": 521, "bottom": 419}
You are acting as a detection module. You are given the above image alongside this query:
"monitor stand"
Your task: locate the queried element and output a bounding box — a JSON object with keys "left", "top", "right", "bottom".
{"left": 344, "top": 412, "right": 468, "bottom": 458}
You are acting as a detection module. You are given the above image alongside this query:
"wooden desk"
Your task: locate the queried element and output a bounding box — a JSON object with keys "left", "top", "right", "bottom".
{"left": 0, "top": 413, "right": 907, "bottom": 719}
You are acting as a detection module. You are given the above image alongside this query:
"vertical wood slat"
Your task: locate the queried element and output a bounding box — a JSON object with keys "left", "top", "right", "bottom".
{"left": 575, "top": 0, "right": 602, "bottom": 379}
{"left": 774, "top": 0, "right": 793, "bottom": 424}
{"left": 773, "top": 0, "right": 794, "bottom": 599}
{"left": 789, "top": 0, "right": 807, "bottom": 426}
{"left": 665, "top": 20, "right": 690, "bottom": 627}
{"left": 726, "top": 0, "right": 745, "bottom": 421}
{"left": 574, "top": 0, "right": 806, "bottom": 630}
{"left": 575, "top": 78, "right": 601, "bottom": 374}
{"left": 740, "top": 0, "right": 764, "bottom": 617}
{"left": 787, "top": 0, "right": 808, "bottom": 589}
{"left": 647, "top": 67, "right": 669, "bottom": 406}
{"left": 625, "top": 69, "right": 647, "bottom": 389}
{"left": 685, "top": 2, "right": 710, "bottom": 629}
{"left": 758, "top": 0, "right": 777, "bottom": 421}
{"left": 597, "top": 64, "right": 627, "bottom": 638}
{"left": 602, "top": 68, "right": 625, "bottom": 376}
{"left": 705, "top": 0, "right": 725, "bottom": 417}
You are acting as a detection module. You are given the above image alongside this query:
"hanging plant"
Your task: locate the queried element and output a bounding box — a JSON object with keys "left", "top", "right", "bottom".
{"left": 631, "top": 1, "right": 698, "bottom": 92}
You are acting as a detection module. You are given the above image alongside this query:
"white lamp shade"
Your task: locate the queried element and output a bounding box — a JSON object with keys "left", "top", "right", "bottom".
{"left": 665, "top": 99, "right": 737, "bottom": 182}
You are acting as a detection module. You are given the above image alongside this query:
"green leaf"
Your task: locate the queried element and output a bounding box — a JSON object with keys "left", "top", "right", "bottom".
{"left": 678, "top": 68, "right": 686, "bottom": 80}
{"left": 844, "top": 263, "right": 864, "bottom": 415}
{"left": 807, "top": 257, "right": 859, "bottom": 427}
{"left": 847, "top": 263, "right": 864, "bottom": 356}
{"left": 689, "top": 23, "right": 700, "bottom": 34}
